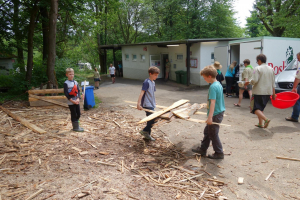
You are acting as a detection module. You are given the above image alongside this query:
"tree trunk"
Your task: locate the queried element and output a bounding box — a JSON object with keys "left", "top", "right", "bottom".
{"left": 40, "top": 5, "right": 49, "bottom": 62}
{"left": 25, "top": 3, "right": 39, "bottom": 83}
{"left": 12, "top": 0, "right": 25, "bottom": 72}
{"left": 47, "top": 0, "right": 58, "bottom": 88}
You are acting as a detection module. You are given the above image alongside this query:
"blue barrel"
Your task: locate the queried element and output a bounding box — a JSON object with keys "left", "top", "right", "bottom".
{"left": 82, "top": 86, "right": 95, "bottom": 109}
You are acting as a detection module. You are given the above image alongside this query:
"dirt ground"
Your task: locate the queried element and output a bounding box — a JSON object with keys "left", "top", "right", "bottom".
{"left": 0, "top": 76, "right": 299, "bottom": 200}
{"left": 96, "top": 76, "right": 300, "bottom": 199}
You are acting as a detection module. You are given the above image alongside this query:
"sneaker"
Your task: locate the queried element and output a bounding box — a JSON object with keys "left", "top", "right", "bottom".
{"left": 208, "top": 153, "right": 224, "bottom": 159}
{"left": 139, "top": 130, "right": 151, "bottom": 140}
{"left": 192, "top": 147, "right": 207, "bottom": 156}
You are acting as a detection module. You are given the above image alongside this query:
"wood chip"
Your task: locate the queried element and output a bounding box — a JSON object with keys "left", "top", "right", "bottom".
{"left": 25, "top": 189, "right": 44, "bottom": 200}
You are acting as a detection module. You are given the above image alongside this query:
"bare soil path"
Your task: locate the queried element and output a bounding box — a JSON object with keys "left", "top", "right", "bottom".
{"left": 95, "top": 76, "right": 300, "bottom": 199}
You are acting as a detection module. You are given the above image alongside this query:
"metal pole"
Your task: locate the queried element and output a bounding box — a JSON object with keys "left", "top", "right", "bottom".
{"left": 186, "top": 42, "right": 191, "bottom": 86}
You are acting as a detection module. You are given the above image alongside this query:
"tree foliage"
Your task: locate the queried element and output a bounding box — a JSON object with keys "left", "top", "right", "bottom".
{"left": 250, "top": 0, "right": 300, "bottom": 37}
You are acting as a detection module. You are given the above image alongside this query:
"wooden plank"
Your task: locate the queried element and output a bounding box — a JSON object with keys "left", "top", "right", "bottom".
{"left": 29, "top": 95, "right": 67, "bottom": 101}
{"left": 28, "top": 88, "right": 64, "bottom": 94}
{"left": 187, "top": 118, "right": 231, "bottom": 127}
{"left": 276, "top": 156, "right": 300, "bottom": 162}
{"left": 173, "top": 103, "right": 203, "bottom": 119}
{"left": 29, "top": 95, "right": 68, "bottom": 108}
{"left": 124, "top": 100, "right": 166, "bottom": 109}
{"left": 0, "top": 106, "right": 46, "bottom": 134}
{"left": 138, "top": 99, "right": 190, "bottom": 124}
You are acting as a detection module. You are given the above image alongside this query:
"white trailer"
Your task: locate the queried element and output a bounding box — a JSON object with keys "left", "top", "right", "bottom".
{"left": 228, "top": 37, "right": 300, "bottom": 76}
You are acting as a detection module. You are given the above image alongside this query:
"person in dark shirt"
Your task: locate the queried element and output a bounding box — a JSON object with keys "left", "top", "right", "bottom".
{"left": 64, "top": 68, "right": 84, "bottom": 132}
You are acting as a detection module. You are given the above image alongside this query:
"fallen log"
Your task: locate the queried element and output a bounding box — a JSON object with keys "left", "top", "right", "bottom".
{"left": 0, "top": 106, "right": 46, "bottom": 134}
{"left": 29, "top": 94, "right": 68, "bottom": 108}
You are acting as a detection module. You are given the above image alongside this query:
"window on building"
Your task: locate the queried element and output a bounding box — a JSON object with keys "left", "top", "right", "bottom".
{"left": 176, "top": 54, "right": 183, "bottom": 61}
{"left": 132, "top": 54, "right": 137, "bottom": 61}
{"left": 140, "top": 55, "right": 145, "bottom": 61}
{"left": 125, "top": 54, "right": 129, "bottom": 60}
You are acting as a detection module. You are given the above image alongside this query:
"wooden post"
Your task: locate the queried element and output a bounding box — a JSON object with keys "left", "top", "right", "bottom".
{"left": 186, "top": 42, "right": 191, "bottom": 86}
{"left": 113, "top": 48, "right": 116, "bottom": 76}
{"left": 83, "top": 80, "right": 86, "bottom": 109}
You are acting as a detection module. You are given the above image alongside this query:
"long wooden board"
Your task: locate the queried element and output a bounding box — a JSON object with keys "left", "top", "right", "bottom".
{"left": 29, "top": 94, "right": 68, "bottom": 108}
{"left": 187, "top": 118, "right": 231, "bottom": 127}
{"left": 28, "top": 88, "right": 64, "bottom": 94}
{"left": 0, "top": 106, "right": 47, "bottom": 134}
{"left": 129, "top": 105, "right": 172, "bottom": 119}
{"left": 138, "top": 99, "right": 190, "bottom": 124}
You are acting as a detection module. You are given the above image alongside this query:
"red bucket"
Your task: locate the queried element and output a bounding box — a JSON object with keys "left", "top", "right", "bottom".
{"left": 270, "top": 92, "right": 300, "bottom": 109}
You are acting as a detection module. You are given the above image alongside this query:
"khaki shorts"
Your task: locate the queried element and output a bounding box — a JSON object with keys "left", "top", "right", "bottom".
{"left": 239, "top": 84, "right": 252, "bottom": 91}
{"left": 166, "top": 67, "right": 170, "bottom": 73}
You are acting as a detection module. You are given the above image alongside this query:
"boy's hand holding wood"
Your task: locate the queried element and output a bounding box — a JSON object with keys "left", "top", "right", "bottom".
{"left": 137, "top": 104, "right": 143, "bottom": 110}
{"left": 206, "top": 117, "right": 213, "bottom": 125}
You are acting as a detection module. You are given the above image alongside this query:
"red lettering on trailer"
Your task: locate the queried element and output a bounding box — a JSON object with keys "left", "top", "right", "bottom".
{"left": 268, "top": 61, "right": 285, "bottom": 75}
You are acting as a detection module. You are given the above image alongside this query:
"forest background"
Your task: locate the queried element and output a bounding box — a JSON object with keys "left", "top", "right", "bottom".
{"left": 0, "top": 0, "right": 300, "bottom": 102}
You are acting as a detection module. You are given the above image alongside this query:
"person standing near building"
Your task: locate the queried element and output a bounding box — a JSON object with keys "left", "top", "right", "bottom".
{"left": 225, "top": 61, "right": 237, "bottom": 97}
{"left": 94, "top": 68, "right": 101, "bottom": 89}
{"left": 245, "top": 54, "right": 276, "bottom": 128}
{"left": 118, "top": 62, "right": 123, "bottom": 77}
{"left": 285, "top": 52, "right": 300, "bottom": 122}
{"left": 109, "top": 63, "right": 116, "bottom": 84}
{"left": 165, "top": 59, "right": 171, "bottom": 81}
{"left": 212, "top": 61, "right": 224, "bottom": 85}
{"left": 234, "top": 59, "right": 253, "bottom": 107}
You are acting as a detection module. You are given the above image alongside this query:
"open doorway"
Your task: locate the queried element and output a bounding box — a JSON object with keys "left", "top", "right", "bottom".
{"left": 161, "top": 54, "right": 169, "bottom": 80}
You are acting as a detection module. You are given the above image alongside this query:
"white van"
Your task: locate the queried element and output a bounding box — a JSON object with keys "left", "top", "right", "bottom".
{"left": 275, "top": 58, "right": 299, "bottom": 93}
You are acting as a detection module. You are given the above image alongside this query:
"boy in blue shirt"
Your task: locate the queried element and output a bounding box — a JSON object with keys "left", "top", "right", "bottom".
{"left": 192, "top": 65, "right": 225, "bottom": 159}
{"left": 137, "top": 66, "right": 160, "bottom": 141}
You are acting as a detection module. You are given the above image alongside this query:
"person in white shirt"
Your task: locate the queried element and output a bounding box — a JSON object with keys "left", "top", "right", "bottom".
{"left": 109, "top": 63, "right": 116, "bottom": 84}
{"left": 286, "top": 52, "right": 300, "bottom": 122}
{"left": 245, "top": 54, "right": 276, "bottom": 128}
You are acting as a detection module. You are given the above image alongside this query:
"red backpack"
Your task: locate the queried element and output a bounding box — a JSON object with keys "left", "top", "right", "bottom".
{"left": 69, "top": 84, "right": 78, "bottom": 96}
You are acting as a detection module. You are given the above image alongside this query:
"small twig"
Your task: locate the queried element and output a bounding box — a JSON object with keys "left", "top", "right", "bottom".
{"left": 25, "top": 189, "right": 44, "bottom": 200}
{"left": 71, "top": 180, "right": 97, "bottom": 192}
{"left": 113, "top": 120, "right": 121, "bottom": 128}
{"left": 265, "top": 170, "right": 275, "bottom": 181}
{"left": 97, "top": 161, "right": 116, "bottom": 166}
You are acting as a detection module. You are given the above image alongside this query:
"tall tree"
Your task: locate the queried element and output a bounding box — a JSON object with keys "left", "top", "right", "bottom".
{"left": 254, "top": 0, "right": 300, "bottom": 37}
{"left": 26, "top": 0, "right": 40, "bottom": 83}
{"left": 47, "top": 0, "right": 58, "bottom": 87}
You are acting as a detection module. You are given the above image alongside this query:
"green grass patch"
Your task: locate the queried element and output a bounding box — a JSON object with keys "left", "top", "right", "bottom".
{"left": 93, "top": 96, "right": 102, "bottom": 108}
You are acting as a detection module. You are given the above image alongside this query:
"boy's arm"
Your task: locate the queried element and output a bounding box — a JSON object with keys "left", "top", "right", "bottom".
{"left": 137, "top": 90, "right": 145, "bottom": 110}
{"left": 207, "top": 99, "right": 216, "bottom": 125}
{"left": 64, "top": 83, "right": 76, "bottom": 104}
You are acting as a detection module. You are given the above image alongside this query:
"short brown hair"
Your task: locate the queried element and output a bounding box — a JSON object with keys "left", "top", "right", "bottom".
{"left": 243, "top": 59, "right": 250, "bottom": 65}
{"left": 148, "top": 66, "right": 160, "bottom": 74}
{"left": 200, "top": 65, "right": 217, "bottom": 78}
{"left": 66, "top": 68, "right": 74, "bottom": 73}
{"left": 256, "top": 54, "right": 267, "bottom": 63}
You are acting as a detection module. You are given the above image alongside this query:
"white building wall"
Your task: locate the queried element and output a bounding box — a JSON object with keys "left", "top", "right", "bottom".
{"left": 0, "top": 59, "right": 14, "bottom": 75}
{"left": 199, "top": 41, "right": 229, "bottom": 86}
{"left": 121, "top": 40, "right": 230, "bottom": 86}
{"left": 122, "top": 46, "right": 150, "bottom": 80}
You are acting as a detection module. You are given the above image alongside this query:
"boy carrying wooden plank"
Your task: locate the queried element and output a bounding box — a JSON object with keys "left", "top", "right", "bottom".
{"left": 137, "top": 66, "right": 160, "bottom": 141}
{"left": 64, "top": 68, "right": 84, "bottom": 132}
{"left": 192, "top": 65, "right": 225, "bottom": 159}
